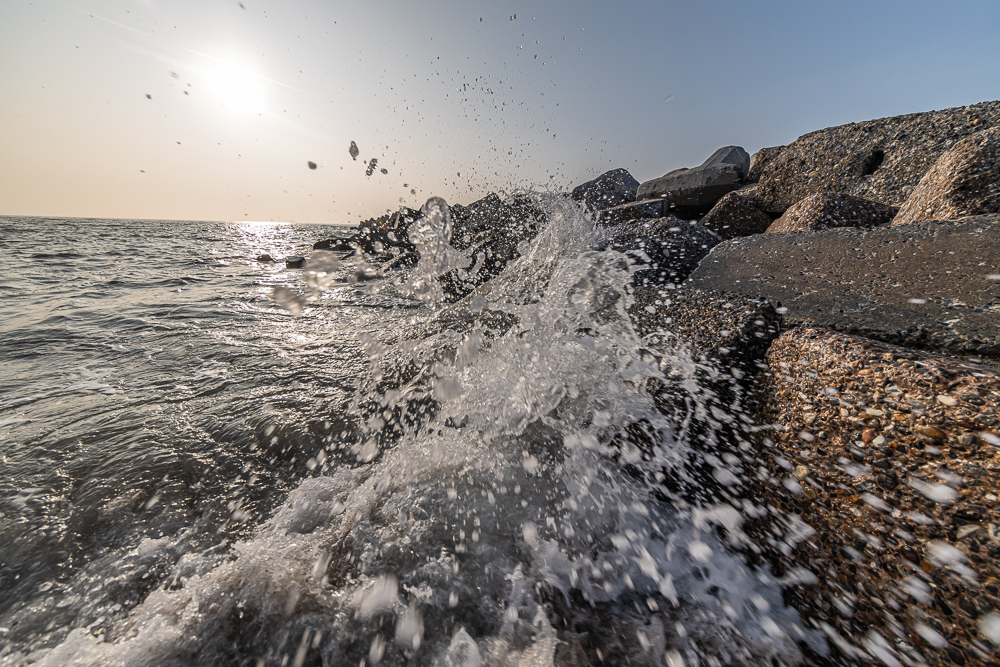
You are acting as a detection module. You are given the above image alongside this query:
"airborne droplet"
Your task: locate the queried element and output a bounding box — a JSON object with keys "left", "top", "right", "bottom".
{"left": 349, "top": 141, "right": 359, "bottom": 160}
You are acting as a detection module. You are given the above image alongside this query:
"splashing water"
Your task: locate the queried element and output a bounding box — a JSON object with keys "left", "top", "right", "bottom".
{"left": 13, "top": 195, "right": 822, "bottom": 666}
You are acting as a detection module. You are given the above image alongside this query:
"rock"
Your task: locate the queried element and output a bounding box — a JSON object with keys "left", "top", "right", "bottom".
{"left": 893, "top": 126, "right": 1000, "bottom": 225}
{"left": 766, "top": 192, "right": 898, "bottom": 233}
{"left": 285, "top": 256, "right": 305, "bottom": 269}
{"left": 749, "top": 327, "right": 1000, "bottom": 667}
{"left": 594, "top": 198, "right": 665, "bottom": 224}
{"left": 313, "top": 238, "right": 354, "bottom": 252}
{"left": 698, "top": 190, "right": 773, "bottom": 239}
{"left": 439, "top": 193, "right": 545, "bottom": 301}
{"left": 379, "top": 251, "right": 418, "bottom": 272}
{"left": 256, "top": 253, "right": 275, "bottom": 263}
{"left": 754, "top": 100, "right": 1000, "bottom": 213}
{"left": 571, "top": 168, "right": 639, "bottom": 211}
{"left": 687, "top": 214, "right": 1000, "bottom": 358}
{"left": 630, "top": 286, "right": 781, "bottom": 382}
{"left": 635, "top": 146, "right": 751, "bottom": 216}
{"left": 599, "top": 217, "right": 723, "bottom": 287}
{"left": 626, "top": 286, "right": 783, "bottom": 505}
{"left": 746, "top": 145, "right": 785, "bottom": 183}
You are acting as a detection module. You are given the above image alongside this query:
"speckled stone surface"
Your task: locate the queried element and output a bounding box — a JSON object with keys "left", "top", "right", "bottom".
{"left": 747, "top": 145, "right": 785, "bottom": 183}
{"left": 767, "top": 192, "right": 898, "bottom": 233}
{"left": 699, "top": 191, "right": 774, "bottom": 239}
{"left": 754, "top": 101, "right": 1000, "bottom": 214}
{"left": 749, "top": 327, "right": 1000, "bottom": 666}
{"left": 894, "top": 127, "right": 1000, "bottom": 226}
{"left": 686, "top": 215, "right": 1000, "bottom": 358}
{"left": 600, "top": 217, "right": 723, "bottom": 287}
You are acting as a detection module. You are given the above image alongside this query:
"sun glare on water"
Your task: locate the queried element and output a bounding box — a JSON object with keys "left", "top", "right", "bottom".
{"left": 203, "top": 58, "right": 267, "bottom": 115}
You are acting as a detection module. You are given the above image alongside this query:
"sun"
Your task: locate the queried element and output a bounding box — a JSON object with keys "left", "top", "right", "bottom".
{"left": 203, "top": 58, "right": 267, "bottom": 116}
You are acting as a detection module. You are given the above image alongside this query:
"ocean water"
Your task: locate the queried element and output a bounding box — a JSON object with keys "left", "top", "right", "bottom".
{"left": 0, "top": 202, "right": 820, "bottom": 666}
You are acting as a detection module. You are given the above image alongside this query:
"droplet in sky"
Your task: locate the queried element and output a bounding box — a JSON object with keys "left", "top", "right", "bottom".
{"left": 380, "top": 168, "right": 387, "bottom": 174}
{"left": 366, "top": 158, "right": 378, "bottom": 176}
{"left": 349, "top": 141, "right": 359, "bottom": 160}
{"left": 307, "top": 161, "right": 317, "bottom": 170}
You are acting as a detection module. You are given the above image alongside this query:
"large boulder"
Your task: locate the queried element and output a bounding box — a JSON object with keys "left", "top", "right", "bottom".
{"left": 686, "top": 214, "right": 1000, "bottom": 358}
{"left": 893, "top": 126, "right": 1000, "bottom": 226}
{"left": 754, "top": 101, "right": 1000, "bottom": 214}
{"left": 636, "top": 146, "right": 751, "bottom": 217}
{"left": 750, "top": 327, "right": 1000, "bottom": 667}
{"left": 746, "top": 145, "right": 784, "bottom": 183}
{"left": 698, "top": 190, "right": 773, "bottom": 239}
{"left": 766, "top": 192, "right": 898, "bottom": 233}
{"left": 571, "top": 168, "right": 639, "bottom": 211}
{"left": 599, "top": 217, "right": 723, "bottom": 287}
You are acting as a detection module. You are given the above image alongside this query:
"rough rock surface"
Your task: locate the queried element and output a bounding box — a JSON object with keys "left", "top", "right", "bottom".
{"left": 894, "top": 126, "right": 1000, "bottom": 226}
{"left": 746, "top": 145, "right": 785, "bottom": 183}
{"left": 595, "top": 198, "right": 664, "bottom": 224}
{"left": 600, "top": 217, "right": 723, "bottom": 287}
{"left": 687, "top": 215, "right": 1000, "bottom": 357}
{"left": 571, "top": 168, "right": 639, "bottom": 211}
{"left": 699, "top": 190, "right": 774, "bottom": 239}
{"left": 439, "top": 193, "right": 545, "bottom": 301}
{"left": 766, "top": 192, "right": 898, "bottom": 233}
{"left": 636, "top": 146, "right": 751, "bottom": 216}
{"left": 754, "top": 101, "right": 1000, "bottom": 214}
{"left": 749, "top": 327, "right": 1000, "bottom": 667}
{"left": 627, "top": 286, "right": 783, "bottom": 505}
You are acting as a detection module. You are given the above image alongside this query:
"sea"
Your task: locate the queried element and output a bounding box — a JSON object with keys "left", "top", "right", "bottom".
{"left": 0, "top": 199, "right": 824, "bottom": 666}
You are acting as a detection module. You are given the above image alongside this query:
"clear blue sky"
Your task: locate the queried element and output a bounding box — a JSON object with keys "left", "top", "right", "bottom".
{"left": 1, "top": 0, "right": 998, "bottom": 223}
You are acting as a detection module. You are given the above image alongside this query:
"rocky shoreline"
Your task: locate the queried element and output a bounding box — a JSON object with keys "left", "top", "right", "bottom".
{"left": 307, "top": 101, "right": 1000, "bottom": 665}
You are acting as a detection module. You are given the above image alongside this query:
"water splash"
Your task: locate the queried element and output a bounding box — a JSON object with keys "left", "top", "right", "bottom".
{"left": 18, "top": 193, "right": 819, "bottom": 666}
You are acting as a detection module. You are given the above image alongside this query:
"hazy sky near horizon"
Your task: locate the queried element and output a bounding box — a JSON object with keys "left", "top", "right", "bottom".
{"left": 1, "top": 0, "right": 999, "bottom": 224}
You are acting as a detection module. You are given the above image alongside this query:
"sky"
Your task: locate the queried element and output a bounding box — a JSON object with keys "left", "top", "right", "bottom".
{"left": 1, "top": 0, "right": 999, "bottom": 224}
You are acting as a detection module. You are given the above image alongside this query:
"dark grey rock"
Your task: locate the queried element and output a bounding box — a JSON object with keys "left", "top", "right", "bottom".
{"left": 754, "top": 101, "right": 1000, "bottom": 214}
{"left": 686, "top": 214, "right": 1000, "bottom": 357}
{"left": 630, "top": 286, "right": 782, "bottom": 380}
{"left": 439, "top": 194, "right": 545, "bottom": 301}
{"left": 698, "top": 191, "right": 773, "bottom": 239}
{"left": 636, "top": 146, "right": 750, "bottom": 216}
{"left": 256, "top": 253, "right": 275, "bottom": 263}
{"left": 595, "top": 198, "right": 664, "bottom": 224}
{"left": 746, "top": 146, "right": 785, "bottom": 183}
{"left": 313, "top": 238, "right": 354, "bottom": 252}
{"left": 285, "top": 256, "right": 305, "bottom": 269}
{"left": 625, "top": 286, "right": 783, "bottom": 505}
{"left": 571, "top": 168, "right": 639, "bottom": 211}
{"left": 599, "top": 217, "right": 723, "bottom": 287}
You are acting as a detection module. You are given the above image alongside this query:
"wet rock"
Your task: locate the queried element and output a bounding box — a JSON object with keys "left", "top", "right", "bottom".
{"left": 636, "top": 146, "right": 751, "bottom": 217}
{"left": 595, "top": 198, "right": 664, "bottom": 224}
{"left": 313, "top": 238, "right": 354, "bottom": 252}
{"left": 766, "top": 192, "right": 898, "bottom": 233}
{"left": 439, "top": 193, "right": 545, "bottom": 301}
{"left": 893, "top": 126, "right": 1000, "bottom": 226}
{"left": 629, "top": 286, "right": 781, "bottom": 383}
{"left": 256, "top": 253, "right": 275, "bottom": 263}
{"left": 746, "top": 145, "right": 785, "bottom": 183}
{"left": 570, "top": 167, "right": 639, "bottom": 211}
{"left": 698, "top": 190, "right": 774, "bottom": 239}
{"left": 686, "top": 214, "right": 1000, "bottom": 358}
{"left": 749, "top": 327, "right": 1000, "bottom": 666}
{"left": 285, "top": 256, "right": 304, "bottom": 269}
{"left": 754, "top": 100, "right": 1000, "bottom": 214}
{"left": 628, "top": 286, "right": 783, "bottom": 506}
{"left": 599, "top": 217, "right": 723, "bottom": 288}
